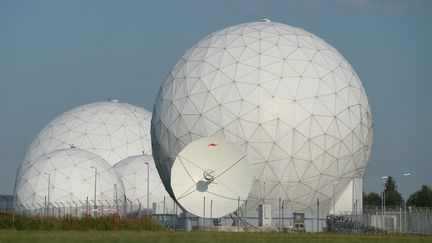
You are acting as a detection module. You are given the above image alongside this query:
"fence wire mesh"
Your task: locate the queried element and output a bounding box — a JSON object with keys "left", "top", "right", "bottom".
{"left": 6, "top": 198, "right": 432, "bottom": 234}
{"left": 326, "top": 206, "right": 432, "bottom": 234}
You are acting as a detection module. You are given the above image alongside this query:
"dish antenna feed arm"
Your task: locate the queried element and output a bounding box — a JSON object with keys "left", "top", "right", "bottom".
{"left": 203, "top": 170, "right": 215, "bottom": 184}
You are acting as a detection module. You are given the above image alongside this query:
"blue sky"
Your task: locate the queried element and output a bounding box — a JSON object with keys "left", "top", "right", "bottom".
{"left": 1, "top": 0, "right": 431, "bottom": 198}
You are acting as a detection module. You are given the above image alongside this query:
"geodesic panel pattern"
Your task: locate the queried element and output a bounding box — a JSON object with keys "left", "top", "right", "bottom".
{"left": 113, "top": 155, "right": 174, "bottom": 213}
{"left": 15, "top": 148, "right": 124, "bottom": 209}
{"left": 151, "top": 20, "right": 373, "bottom": 214}
{"left": 18, "top": 100, "right": 152, "bottom": 180}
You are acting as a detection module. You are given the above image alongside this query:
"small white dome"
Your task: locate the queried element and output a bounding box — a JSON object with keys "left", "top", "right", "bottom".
{"left": 15, "top": 148, "right": 124, "bottom": 209}
{"left": 113, "top": 155, "right": 174, "bottom": 213}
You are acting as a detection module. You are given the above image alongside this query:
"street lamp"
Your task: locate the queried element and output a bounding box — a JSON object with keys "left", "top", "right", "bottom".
{"left": 330, "top": 181, "right": 339, "bottom": 233}
{"left": 333, "top": 181, "right": 339, "bottom": 215}
{"left": 381, "top": 176, "right": 388, "bottom": 229}
{"left": 256, "top": 179, "right": 266, "bottom": 204}
{"left": 114, "top": 183, "right": 118, "bottom": 214}
{"left": 91, "top": 166, "right": 97, "bottom": 217}
{"left": 145, "top": 162, "right": 150, "bottom": 216}
{"left": 381, "top": 176, "right": 388, "bottom": 213}
{"left": 44, "top": 173, "right": 50, "bottom": 216}
{"left": 403, "top": 173, "right": 411, "bottom": 232}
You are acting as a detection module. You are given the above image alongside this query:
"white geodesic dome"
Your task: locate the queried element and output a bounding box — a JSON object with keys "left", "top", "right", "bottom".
{"left": 15, "top": 148, "right": 124, "bottom": 209}
{"left": 113, "top": 155, "right": 174, "bottom": 214}
{"left": 151, "top": 20, "right": 373, "bottom": 215}
{"left": 17, "top": 100, "right": 152, "bottom": 179}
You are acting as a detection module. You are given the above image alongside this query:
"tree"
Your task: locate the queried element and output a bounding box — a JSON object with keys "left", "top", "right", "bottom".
{"left": 384, "top": 176, "right": 403, "bottom": 206}
{"left": 363, "top": 192, "right": 381, "bottom": 206}
{"left": 385, "top": 176, "right": 398, "bottom": 191}
{"left": 407, "top": 185, "right": 432, "bottom": 207}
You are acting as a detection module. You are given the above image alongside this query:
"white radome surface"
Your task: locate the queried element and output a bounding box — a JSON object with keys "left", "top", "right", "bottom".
{"left": 113, "top": 155, "right": 174, "bottom": 213}
{"left": 15, "top": 148, "right": 124, "bottom": 209}
{"left": 151, "top": 20, "right": 373, "bottom": 214}
{"left": 171, "top": 137, "right": 252, "bottom": 218}
{"left": 17, "top": 100, "right": 152, "bottom": 179}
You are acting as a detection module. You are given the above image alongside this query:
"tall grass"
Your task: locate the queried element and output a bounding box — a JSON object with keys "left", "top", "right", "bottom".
{"left": 0, "top": 213, "right": 165, "bottom": 231}
{"left": 0, "top": 231, "right": 431, "bottom": 243}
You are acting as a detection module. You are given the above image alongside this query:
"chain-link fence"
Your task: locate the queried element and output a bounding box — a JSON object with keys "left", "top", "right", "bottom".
{"left": 16, "top": 198, "right": 176, "bottom": 218}
{"left": 327, "top": 206, "right": 432, "bottom": 234}
{"left": 12, "top": 198, "right": 432, "bottom": 234}
{"left": 0, "top": 195, "right": 14, "bottom": 213}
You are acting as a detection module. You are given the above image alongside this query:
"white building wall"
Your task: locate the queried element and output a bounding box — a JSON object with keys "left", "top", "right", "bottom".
{"left": 330, "top": 177, "right": 363, "bottom": 215}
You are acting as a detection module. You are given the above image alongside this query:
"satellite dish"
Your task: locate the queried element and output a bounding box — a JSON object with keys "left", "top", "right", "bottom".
{"left": 171, "top": 137, "right": 252, "bottom": 218}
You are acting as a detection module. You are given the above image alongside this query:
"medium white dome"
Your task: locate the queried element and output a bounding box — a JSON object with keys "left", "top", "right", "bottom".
{"left": 15, "top": 148, "right": 124, "bottom": 209}
{"left": 17, "top": 100, "right": 152, "bottom": 181}
{"left": 151, "top": 20, "right": 373, "bottom": 214}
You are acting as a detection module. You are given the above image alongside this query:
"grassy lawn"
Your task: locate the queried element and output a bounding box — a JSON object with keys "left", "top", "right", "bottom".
{"left": 0, "top": 231, "right": 431, "bottom": 243}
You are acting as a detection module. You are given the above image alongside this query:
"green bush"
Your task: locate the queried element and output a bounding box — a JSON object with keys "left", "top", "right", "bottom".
{"left": 121, "top": 216, "right": 165, "bottom": 231}
{"left": 0, "top": 213, "right": 165, "bottom": 231}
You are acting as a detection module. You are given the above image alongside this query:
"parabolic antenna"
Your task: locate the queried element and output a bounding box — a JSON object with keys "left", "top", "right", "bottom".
{"left": 171, "top": 137, "right": 252, "bottom": 218}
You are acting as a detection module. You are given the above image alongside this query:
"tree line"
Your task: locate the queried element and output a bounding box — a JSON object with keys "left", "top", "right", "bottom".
{"left": 363, "top": 176, "right": 432, "bottom": 207}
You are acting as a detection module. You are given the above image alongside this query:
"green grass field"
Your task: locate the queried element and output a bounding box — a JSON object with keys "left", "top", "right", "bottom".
{"left": 0, "top": 231, "right": 431, "bottom": 243}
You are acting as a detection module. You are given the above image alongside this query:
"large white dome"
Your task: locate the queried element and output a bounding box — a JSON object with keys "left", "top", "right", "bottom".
{"left": 113, "top": 155, "right": 174, "bottom": 214}
{"left": 151, "top": 20, "right": 373, "bottom": 214}
{"left": 15, "top": 148, "right": 124, "bottom": 210}
{"left": 17, "top": 100, "right": 152, "bottom": 180}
